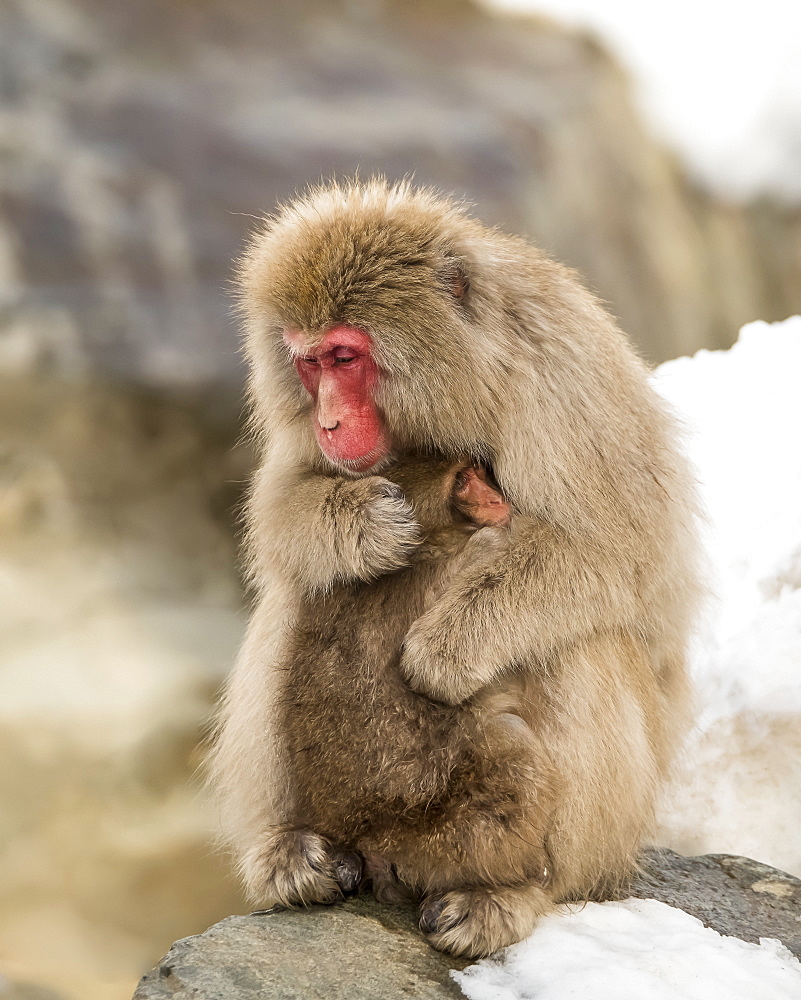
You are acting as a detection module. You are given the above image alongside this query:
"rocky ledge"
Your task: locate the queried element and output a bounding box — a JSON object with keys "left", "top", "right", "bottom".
{"left": 133, "top": 849, "right": 801, "bottom": 999}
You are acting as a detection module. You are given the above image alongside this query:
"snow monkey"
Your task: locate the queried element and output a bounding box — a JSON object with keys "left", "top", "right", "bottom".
{"left": 210, "top": 179, "right": 700, "bottom": 959}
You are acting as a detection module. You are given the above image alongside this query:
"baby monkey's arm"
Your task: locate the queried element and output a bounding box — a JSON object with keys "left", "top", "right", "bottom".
{"left": 401, "top": 464, "right": 515, "bottom": 702}
{"left": 402, "top": 459, "right": 640, "bottom": 704}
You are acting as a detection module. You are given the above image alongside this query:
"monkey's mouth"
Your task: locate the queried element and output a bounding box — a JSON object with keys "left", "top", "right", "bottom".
{"left": 315, "top": 421, "right": 391, "bottom": 472}
{"left": 317, "top": 432, "right": 391, "bottom": 472}
{"left": 319, "top": 437, "right": 394, "bottom": 476}
{"left": 324, "top": 441, "right": 393, "bottom": 474}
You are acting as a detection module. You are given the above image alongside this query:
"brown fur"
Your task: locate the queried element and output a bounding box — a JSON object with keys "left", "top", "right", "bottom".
{"left": 209, "top": 179, "right": 700, "bottom": 958}
{"left": 279, "top": 462, "right": 552, "bottom": 858}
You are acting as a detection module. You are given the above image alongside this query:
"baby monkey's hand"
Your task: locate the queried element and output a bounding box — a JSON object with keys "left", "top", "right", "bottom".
{"left": 401, "top": 463, "right": 512, "bottom": 705}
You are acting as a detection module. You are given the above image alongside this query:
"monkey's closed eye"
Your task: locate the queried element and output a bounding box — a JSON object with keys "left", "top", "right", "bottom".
{"left": 301, "top": 356, "right": 319, "bottom": 365}
{"left": 453, "top": 468, "right": 471, "bottom": 492}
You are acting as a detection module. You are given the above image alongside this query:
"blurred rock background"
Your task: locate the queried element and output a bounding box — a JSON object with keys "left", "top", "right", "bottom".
{"left": 0, "top": 0, "right": 799, "bottom": 997}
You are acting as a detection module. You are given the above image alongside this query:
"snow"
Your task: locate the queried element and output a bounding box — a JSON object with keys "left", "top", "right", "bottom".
{"left": 453, "top": 898, "right": 801, "bottom": 1000}
{"left": 455, "top": 317, "right": 801, "bottom": 999}
{"left": 653, "top": 316, "right": 801, "bottom": 877}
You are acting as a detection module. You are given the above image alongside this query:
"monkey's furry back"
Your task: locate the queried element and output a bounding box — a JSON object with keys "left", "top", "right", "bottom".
{"left": 239, "top": 177, "right": 701, "bottom": 670}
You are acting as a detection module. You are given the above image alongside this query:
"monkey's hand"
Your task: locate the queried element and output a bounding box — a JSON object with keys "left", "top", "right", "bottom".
{"left": 337, "top": 475, "right": 422, "bottom": 581}
{"left": 249, "top": 463, "right": 420, "bottom": 591}
{"left": 401, "top": 517, "right": 641, "bottom": 705}
{"left": 401, "top": 527, "right": 510, "bottom": 704}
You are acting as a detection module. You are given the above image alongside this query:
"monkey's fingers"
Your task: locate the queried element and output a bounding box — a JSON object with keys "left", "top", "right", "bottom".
{"left": 419, "top": 884, "right": 552, "bottom": 958}
{"left": 326, "top": 847, "right": 363, "bottom": 895}
{"left": 419, "top": 895, "right": 465, "bottom": 936}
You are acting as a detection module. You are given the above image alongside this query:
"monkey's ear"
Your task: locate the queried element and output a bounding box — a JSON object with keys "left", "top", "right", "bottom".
{"left": 440, "top": 258, "right": 470, "bottom": 301}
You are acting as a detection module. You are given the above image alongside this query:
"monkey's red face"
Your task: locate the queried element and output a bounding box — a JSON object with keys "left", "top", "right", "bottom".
{"left": 284, "top": 327, "right": 391, "bottom": 471}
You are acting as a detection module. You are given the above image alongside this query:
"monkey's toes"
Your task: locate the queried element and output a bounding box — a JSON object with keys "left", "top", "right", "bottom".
{"left": 420, "top": 886, "right": 550, "bottom": 958}
{"left": 329, "top": 849, "right": 363, "bottom": 894}
{"left": 244, "top": 829, "right": 343, "bottom": 908}
{"left": 419, "top": 894, "right": 465, "bottom": 936}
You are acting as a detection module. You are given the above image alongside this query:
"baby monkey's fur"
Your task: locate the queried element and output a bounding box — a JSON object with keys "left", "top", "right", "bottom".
{"left": 232, "top": 456, "right": 675, "bottom": 958}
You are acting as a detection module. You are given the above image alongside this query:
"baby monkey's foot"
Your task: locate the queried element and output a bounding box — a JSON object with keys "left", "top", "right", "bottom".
{"left": 361, "top": 852, "right": 416, "bottom": 905}
{"left": 244, "top": 828, "right": 363, "bottom": 908}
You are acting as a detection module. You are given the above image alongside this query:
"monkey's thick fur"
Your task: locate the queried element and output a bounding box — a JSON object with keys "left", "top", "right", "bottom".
{"left": 210, "top": 179, "right": 700, "bottom": 958}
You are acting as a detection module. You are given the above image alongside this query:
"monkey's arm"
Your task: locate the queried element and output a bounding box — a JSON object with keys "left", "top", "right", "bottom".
{"left": 400, "top": 519, "right": 641, "bottom": 704}
{"left": 247, "top": 458, "right": 420, "bottom": 592}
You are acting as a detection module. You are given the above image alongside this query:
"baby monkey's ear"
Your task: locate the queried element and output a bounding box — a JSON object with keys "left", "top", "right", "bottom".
{"left": 452, "top": 465, "right": 512, "bottom": 528}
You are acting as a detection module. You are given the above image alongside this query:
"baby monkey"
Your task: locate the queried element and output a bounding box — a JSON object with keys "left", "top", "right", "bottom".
{"left": 260, "top": 455, "right": 558, "bottom": 958}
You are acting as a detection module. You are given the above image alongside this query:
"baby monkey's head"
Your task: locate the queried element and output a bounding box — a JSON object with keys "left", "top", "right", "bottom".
{"left": 388, "top": 456, "right": 511, "bottom": 536}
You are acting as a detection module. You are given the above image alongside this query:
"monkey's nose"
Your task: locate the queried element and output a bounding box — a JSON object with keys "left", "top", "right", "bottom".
{"left": 321, "top": 420, "right": 340, "bottom": 431}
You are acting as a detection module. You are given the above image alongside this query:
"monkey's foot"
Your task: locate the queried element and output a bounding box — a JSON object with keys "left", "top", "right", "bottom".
{"left": 243, "top": 829, "right": 362, "bottom": 908}
{"left": 361, "top": 852, "right": 416, "bottom": 905}
{"left": 419, "top": 884, "right": 551, "bottom": 959}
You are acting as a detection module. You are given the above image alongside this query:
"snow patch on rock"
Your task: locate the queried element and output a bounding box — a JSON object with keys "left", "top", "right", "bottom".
{"left": 454, "top": 898, "right": 801, "bottom": 1000}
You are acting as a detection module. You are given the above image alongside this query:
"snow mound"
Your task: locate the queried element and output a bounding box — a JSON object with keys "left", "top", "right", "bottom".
{"left": 652, "top": 315, "right": 801, "bottom": 876}
{"left": 453, "top": 898, "right": 801, "bottom": 1000}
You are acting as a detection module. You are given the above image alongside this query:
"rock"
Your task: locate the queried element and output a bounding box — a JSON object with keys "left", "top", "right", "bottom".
{"left": 134, "top": 852, "right": 801, "bottom": 999}
{"left": 2, "top": 0, "right": 800, "bottom": 382}
{"left": 632, "top": 848, "right": 801, "bottom": 957}
{"left": 134, "top": 899, "right": 468, "bottom": 1000}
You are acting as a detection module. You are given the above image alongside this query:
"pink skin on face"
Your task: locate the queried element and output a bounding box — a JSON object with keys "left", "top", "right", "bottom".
{"left": 453, "top": 466, "right": 512, "bottom": 528}
{"left": 283, "top": 326, "right": 392, "bottom": 471}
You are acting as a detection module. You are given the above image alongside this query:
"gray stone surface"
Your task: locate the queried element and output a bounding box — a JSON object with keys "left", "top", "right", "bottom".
{"left": 133, "top": 898, "right": 468, "bottom": 1000}
{"left": 134, "top": 852, "right": 801, "bottom": 999}
{"left": 632, "top": 848, "right": 801, "bottom": 957}
{"left": 3, "top": 0, "right": 801, "bottom": 388}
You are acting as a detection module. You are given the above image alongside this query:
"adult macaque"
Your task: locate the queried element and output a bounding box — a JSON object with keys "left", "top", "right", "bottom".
{"left": 210, "top": 179, "right": 699, "bottom": 958}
